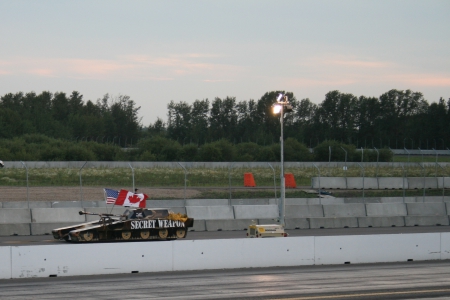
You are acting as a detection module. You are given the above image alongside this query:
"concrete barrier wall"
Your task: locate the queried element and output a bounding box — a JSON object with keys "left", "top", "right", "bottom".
{"left": 358, "top": 216, "right": 405, "bottom": 227}
{"left": 205, "top": 220, "right": 252, "bottom": 231}
{"left": 186, "top": 206, "right": 234, "bottom": 220}
{"left": 233, "top": 205, "right": 278, "bottom": 219}
{"left": 379, "top": 177, "right": 407, "bottom": 189}
{"left": 285, "top": 205, "right": 323, "bottom": 218}
{"left": 322, "top": 204, "right": 366, "bottom": 217}
{"left": 314, "top": 233, "right": 441, "bottom": 265}
{"left": 406, "top": 203, "right": 447, "bottom": 216}
{"left": 186, "top": 199, "right": 229, "bottom": 206}
{"left": 0, "top": 209, "right": 31, "bottom": 224}
{"left": 311, "top": 177, "right": 346, "bottom": 189}
{"left": 438, "top": 177, "right": 450, "bottom": 188}
{"left": 347, "top": 177, "right": 378, "bottom": 189}
{"left": 3, "top": 232, "right": 448, "bottom": 279}
{"left": 408, "top": 177, "right": 438, "bottom": 189}
{"left": 365, "top": 203, "right": 407, "bottom": 216}
{"left": 31, "top": 208, "right": 86, "bottom": 223}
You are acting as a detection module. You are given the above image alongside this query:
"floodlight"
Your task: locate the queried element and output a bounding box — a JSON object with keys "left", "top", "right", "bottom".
{"left": 272, "top": 104, "right": 282, "bottom": 114}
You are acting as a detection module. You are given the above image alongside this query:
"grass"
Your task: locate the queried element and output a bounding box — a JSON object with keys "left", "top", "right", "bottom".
{"left": 1, "top": 164, "right": 448, "bottom": 188}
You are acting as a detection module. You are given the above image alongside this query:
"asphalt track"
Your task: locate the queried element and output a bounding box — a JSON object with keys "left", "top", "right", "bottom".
{"left": 1, "top": 261, "right": 450, "bottom": 299}
{"left": 1, "top": 225, "right": 450, "bottom": 245}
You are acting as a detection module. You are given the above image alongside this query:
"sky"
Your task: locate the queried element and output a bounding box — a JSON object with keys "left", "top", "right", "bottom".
{"left": 1, "top": 0, "right": 449, "bottom": 126}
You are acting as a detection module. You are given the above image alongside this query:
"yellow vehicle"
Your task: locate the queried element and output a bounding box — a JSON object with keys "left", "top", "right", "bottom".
{"left": 247, "top": 222, "right": 288, "bottom": 238}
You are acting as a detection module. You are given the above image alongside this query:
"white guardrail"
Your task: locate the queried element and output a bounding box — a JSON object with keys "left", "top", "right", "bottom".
{"left": 1, "top": 233, "right": 450, "bottom": 279}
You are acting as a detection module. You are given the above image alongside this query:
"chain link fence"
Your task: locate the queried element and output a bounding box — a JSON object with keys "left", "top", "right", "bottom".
{"left": 0, "top": 160, "right": 449, "bottom": 202}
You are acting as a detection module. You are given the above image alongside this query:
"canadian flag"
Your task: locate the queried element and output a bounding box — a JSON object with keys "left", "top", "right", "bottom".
{"left": 115, "top": 189, "right": 148, "bottom": 208}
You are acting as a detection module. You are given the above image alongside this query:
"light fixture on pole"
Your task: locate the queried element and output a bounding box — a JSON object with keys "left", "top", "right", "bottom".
{"left": 272, "top": 93, "right": 292, "bottom": 226}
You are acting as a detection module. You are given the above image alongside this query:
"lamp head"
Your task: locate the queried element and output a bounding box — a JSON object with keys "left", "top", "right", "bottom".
{"left": 272, "top": 104, "right": 282, "bottom": 114}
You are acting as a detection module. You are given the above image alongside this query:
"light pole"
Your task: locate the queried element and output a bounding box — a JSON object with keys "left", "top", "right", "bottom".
{"left": 272, "top": 93, "right": 293, "bottom": 226}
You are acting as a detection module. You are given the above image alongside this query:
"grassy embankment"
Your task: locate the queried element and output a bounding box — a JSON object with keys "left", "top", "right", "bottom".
{"left": 0, "top": 156, "right": 448, "bottom": 199}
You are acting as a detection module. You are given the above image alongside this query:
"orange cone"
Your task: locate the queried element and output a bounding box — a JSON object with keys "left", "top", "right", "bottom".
{"left": 244, "top": 173, "right": 256, "bottom": 187}
{"left": 285, "top": 173, "right": 296, "bottom": 188}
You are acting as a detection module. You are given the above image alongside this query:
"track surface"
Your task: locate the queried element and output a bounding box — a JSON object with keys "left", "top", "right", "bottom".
{"left": 1, "top": 261, "right": 450, "bottom": 299}
{"left": 1, "top": 225, "right": 450, "bottom": 245}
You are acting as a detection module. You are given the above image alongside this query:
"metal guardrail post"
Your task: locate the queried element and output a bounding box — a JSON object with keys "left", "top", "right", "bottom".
{"left": 177, "top": 162, "right": 187, "bottom": 205}
{"left": 20, "top": 161, "right": 29, "bottom": 209}
{"left": 79, "top": 161, "right": 87, "bottom": 209}
{"left": 357, "top": 163, "right": 365, "bottom": 200}
{"left": 313, "top": 163, "right": 321, "bottom": 205}
{"left": 228, "top": 162, "right": 235, "bottom": 205}
{"left": 401, "top": 164, "right": 406, "bottom": 203}
{"left": 268, "top": 163, "right": 277, "bottom": 200}
{"left": 128, "top": 163, "right": 135, "bottom": 192}
{"left": 437, "top": 163, "right": 446, "bottom": 202}
{"left": 340, "top": 147, "right": 348, "bottom": 189}
{"left": 404, "top": 148, "right": 410, "bottom": 175}
{"left": 418, "top": 162, "right": 425, "bottom": 202}
{"left": 432, "top": 148, "right": 438, "bottom": 177}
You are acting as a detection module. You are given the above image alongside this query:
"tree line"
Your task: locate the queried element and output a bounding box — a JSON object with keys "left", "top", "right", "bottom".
{"left": 0, "top": 89, "right": 448, "bottom": 162}
{"left": 0, "top": 91, "right": 141, "bottom": 146}
{"left": 150, "top": 90, "right": 449, "bottom": 150}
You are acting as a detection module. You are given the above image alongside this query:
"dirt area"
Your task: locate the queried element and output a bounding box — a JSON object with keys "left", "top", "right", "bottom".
{"left": 0, "top": 187, "right": 202, "bottom": 202}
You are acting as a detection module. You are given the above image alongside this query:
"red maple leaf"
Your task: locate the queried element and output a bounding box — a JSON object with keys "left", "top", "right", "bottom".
{"left": 128, "top": 194, "right": 141, "bottom": 204}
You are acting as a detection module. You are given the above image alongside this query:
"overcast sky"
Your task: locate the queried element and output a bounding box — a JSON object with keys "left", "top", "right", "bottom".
{"left": 1, "top": 0, "right": 449, "bottom": 125}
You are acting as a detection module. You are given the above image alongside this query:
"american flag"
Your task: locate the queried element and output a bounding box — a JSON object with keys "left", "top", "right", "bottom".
{"left": 104, "top": 188, "right": 119, "bottom": 204}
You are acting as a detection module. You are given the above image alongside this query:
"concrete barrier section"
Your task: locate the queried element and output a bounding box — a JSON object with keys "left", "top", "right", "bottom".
{"left": 365, "top": 203, "right": 407, "bottom": 217}
{"left": 205, "top": 219, "right": 251, "bottom": 231}
{"left": 418, "top": 196, "right": 449, "bottom": 203}
{"left": 407, "top": 177, "right": 438, "bottom": 189}
{"left": 378, "top": 177, "right": 407, "bottom": 189}
{"left": 31, "top": 208, "right": 86, "bottom": 223}
{"left": 357, "top": 216, "right": 405, "bottom": 227}
{"left": 172, "top": 237, "right": 315, "bottom": 271}
{"left": 1, "top": 233, "right": 449, "bottom": 279}
{"left": 186, "top": 206, "right": 234, "bottom": 220}
{"left": 285, "top": 205, "right": 323, "bottom": 218}
{"left": 2, "top": 201, "right": 51, "bottom": 208}
{"left": 441, "top": 232, "right": 450, "bottom": 260}
{"left": 147, "top": 200, "right": 185, "bottom": 208}
{"left": 323, "top": 204, "right": 366, "bottom": 217}
{"left": 285, "top": 218, "right": 310, "bottom": 229}
{"left": 314, "top": 233, "right": 441, "bottom": 265}
{"left": 311, "top": 177, "right": 346, "bottom": 189}
{"left": 380, "top": 197, "right": 415, "bottom": 203}
{"left": 0, "top": 246, "right": 11, "bottom": 279}
{"left": 186, "top": 199, "right": 229, "bottom": 206}
{"left": 406, "top": 203, "right": 447, "bottom": 216}
{"left": 308, "top": 217, "right": 358, "bottom": 229}
{"left": 233, "top": 205, "right": 278, "bottom": 219}
{"left": 10, "top": 242, "right": 174, "bottom": 278}
{"left": 437, "top": 177, "right": 450, "bottom": 189}
{"left": 344, "top": 197, "right": 381, "bottom": 204}
{"left": 188, "top": 219, "right": 206, "bottom": 232}
{"left": 230, "top": 199, "right": 271, "bottom": 205}
{"left": 346, "top": 177, "right": 378, "bottom": 189}
{"left": 0, "top": 209, "right": 31, "bottom": 224}
{"left": 405, "top": 216, "right": 449, "bottom": 226}
{"left": 0, "top": 224, "right": 31, "bottom": 236}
